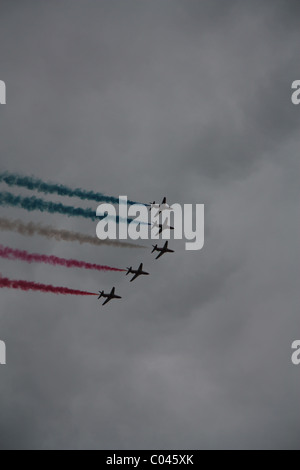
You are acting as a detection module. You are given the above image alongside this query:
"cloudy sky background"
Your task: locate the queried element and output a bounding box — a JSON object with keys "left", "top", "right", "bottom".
{"left": 0, "top": 0, "right": 299, "bottom": 449}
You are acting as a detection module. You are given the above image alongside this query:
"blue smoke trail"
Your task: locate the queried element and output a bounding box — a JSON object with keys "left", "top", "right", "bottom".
{"left": 0, "top": 171, "right": 146, "bottom": 206}
{"left": 0, "top": 192, "right": 147, "bottom": 225}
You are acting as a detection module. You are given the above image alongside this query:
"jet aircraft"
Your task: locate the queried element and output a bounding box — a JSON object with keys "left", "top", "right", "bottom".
{"left": 151, "top": 241, "right": 175, "bottom": 260}
{"left": 126, "top": 263, "right": 150, "bottom": 282}
{"left": 98, "top": 287, "right": 122, "bottom": 306}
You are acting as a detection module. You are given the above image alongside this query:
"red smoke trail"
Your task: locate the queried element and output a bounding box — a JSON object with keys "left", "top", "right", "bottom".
{"left": 0, "top": 275, "right": 98, "bottom": 296}
{"left": 0, "top": 244, "right": 126, "bottom": 272}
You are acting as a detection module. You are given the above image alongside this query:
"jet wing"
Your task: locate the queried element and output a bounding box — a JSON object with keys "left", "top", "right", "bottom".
{"left": 156, "top": 251, "right": 164, "bottom": 260}
{"left": 139, "top": 263, "right": 143, "bottom": 271}
{"left": 102, "top": 297, "right": 112, "bottom": 306}
{"left": 110, "top": 287, "right": 115, "bottom": 296}
{"left": 130, "top": 273, "right": 140, "bottom": 282}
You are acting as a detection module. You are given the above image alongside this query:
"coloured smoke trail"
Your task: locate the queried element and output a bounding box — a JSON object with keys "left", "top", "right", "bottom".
{"left": 0, "top": 217, "right": 145, "bottom": 249}
{"left": 0, "top": 171, "right": 144, "bottom": 205}
{"left": 0, "top": 192, "right": 145, "bottom": 225}
{"left": 0, "top": 275, "right": 98, "bottom": 296}
{"left": 0, "top": 244, "right": 126, "bottom": 273}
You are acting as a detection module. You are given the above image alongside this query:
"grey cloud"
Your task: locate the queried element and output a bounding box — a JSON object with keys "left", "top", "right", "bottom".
{"left": 0, "top": 0, "right": 299, "bottom": 450}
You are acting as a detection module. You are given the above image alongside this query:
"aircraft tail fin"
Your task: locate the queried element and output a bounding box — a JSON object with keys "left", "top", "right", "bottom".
{"left": 149, "top": 201, "right": 155, "bottom": 211}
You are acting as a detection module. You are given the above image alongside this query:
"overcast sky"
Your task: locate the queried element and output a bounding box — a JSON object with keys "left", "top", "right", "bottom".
{"left": 0, "top": 0, "right": 299, "bottom": 450}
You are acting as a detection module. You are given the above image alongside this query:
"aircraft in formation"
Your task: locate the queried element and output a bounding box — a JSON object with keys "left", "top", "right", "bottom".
{"left": 98, "top": 287, "right": 122, "bottom": 306}
{"left": 156, "top": 197, "right": 173, "bottom": 216}
{"left": 149, "top": 197, "right": 173, "bottom": 216}
{"left": 151, "top": 241, "right": 175, "bottom": 260}
{"left": 99, "top": 198, "right": 175, "bottom": 306}
{"left": 126, "top": 263, "right": 149, "bottom": 282}
{"left": 152, "top": 220, "right": 174, "bottom": 235}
